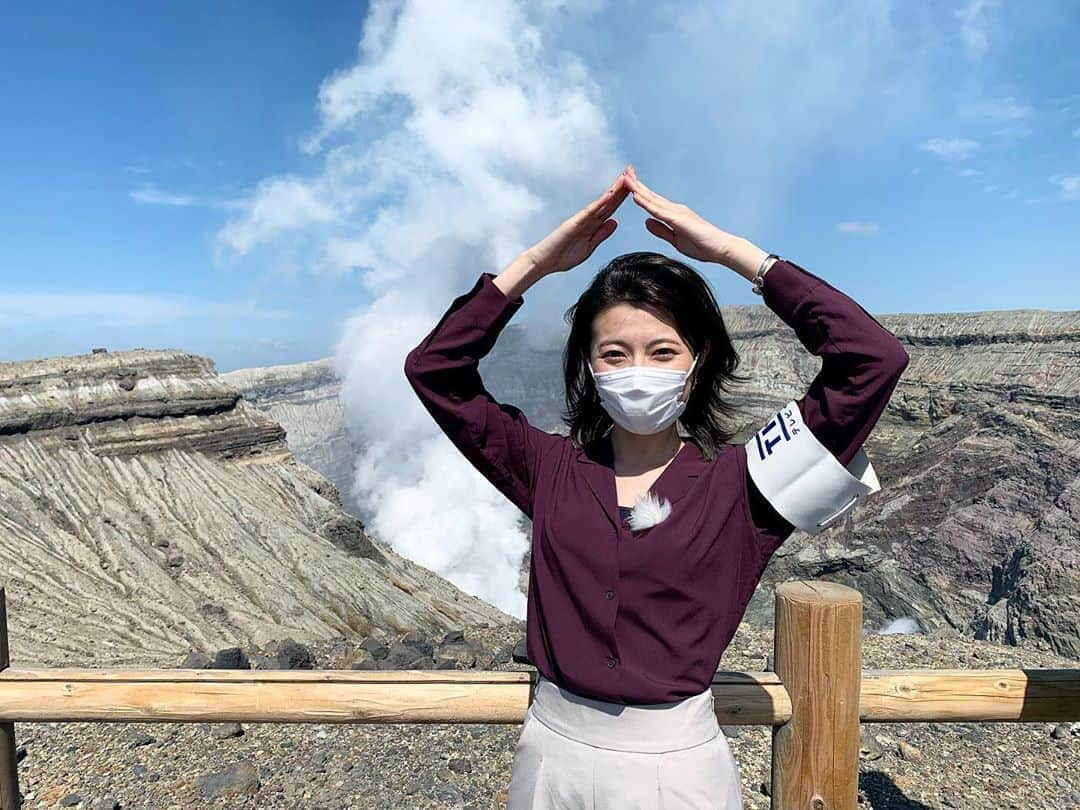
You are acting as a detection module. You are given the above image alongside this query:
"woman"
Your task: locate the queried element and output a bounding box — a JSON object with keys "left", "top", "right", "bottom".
{"left": 404, "top": 165, "right": 909, "bottom": 808}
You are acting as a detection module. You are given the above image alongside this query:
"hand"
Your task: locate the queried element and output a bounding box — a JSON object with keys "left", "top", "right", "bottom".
{"left": 524, "top": 168, "right": 632, "bottom": 275}
{"left": 624, "top": 165, "right": 737, "bottom": 264}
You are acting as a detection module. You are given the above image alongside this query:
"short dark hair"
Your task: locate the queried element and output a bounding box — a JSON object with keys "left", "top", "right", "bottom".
{"left": 559, "top": 251, "right": 750, "bottom": 460}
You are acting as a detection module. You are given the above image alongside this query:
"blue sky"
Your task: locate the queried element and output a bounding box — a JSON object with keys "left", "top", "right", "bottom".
{"left": 1, "top": 0, "right": 1078, "bottom": 374}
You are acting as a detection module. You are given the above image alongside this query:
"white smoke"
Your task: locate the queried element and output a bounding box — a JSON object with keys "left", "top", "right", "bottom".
{"left": 214, "top": 0, "right": 941, "bottom": 619}
{"left": 876, "top": 617, "right": 921, "bottom": 635}
{"left": 267, "top": 0, "right": 618, "bottom": 618}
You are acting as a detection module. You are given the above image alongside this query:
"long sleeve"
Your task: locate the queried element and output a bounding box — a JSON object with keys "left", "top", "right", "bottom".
{"left": 744, "top": 258, "right": 910, "bottom": 552}
{"left": 403, "top": 271, "right": 563, "bottom": 520}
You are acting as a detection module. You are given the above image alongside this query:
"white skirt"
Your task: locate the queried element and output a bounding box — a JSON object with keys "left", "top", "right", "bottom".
{"left": 507, "top": 674, "right": 744, "bottom": 809}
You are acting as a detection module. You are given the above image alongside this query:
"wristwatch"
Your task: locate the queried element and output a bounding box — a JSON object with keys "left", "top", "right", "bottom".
{"left": 751, "top": 253, "right": 781, "bottom": 296}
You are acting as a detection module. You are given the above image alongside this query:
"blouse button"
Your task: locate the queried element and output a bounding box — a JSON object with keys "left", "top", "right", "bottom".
{"left": 603, "top": 590, "right": 614, "bottom": 600}
{"left": 606, "top": 657, "right": 616, "bottom": 668}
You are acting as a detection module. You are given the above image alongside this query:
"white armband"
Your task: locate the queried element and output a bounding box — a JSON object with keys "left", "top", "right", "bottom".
{"left": 745, "top": 400, "right": 881, "bottom": 536}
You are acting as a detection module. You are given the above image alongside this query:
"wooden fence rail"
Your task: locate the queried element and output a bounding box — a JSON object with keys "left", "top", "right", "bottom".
{"left": 1, "top": 583, "right": 1078, "bottom": 809}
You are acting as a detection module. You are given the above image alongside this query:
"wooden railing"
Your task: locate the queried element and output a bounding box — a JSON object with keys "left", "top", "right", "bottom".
{"left": 1, "top": 582, "right": 1078, "bottom": 809}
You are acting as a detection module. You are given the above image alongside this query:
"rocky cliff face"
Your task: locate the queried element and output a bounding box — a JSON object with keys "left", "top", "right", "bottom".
{"left": 0, "top": 349, "right": 512, "bottom": 667}
{"left": 232, "top": 302, "right": 1080, "bottom": 660}
{"left": 221, "top": 359, "right": 363, "bottom": 515}
{"left": 716, "top": 304, "right": 1080, "bottom": 659}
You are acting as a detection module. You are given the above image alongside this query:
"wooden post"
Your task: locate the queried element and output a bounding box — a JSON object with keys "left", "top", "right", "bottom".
{"left": 0, "top": 587, "right": 19, "bottom": 810}
{"left": 771, "top": 581, "right": 862, "bottom": 810}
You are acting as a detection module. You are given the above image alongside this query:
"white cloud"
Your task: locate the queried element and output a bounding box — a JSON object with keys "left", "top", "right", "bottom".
{"left": 603, "top": 0, "right": 934, "bottom": 233}
{"left": 1050, "top": 173, "right": 1080, "bottom": 201}
{"left": 835, "top": 221, "right": 880, "bottom": 235}
{"left": 955, "top": 0, "right": 1000, "bottom": 59}
{"left": 536, "top": 0, "right": 605, "bottom": 10}
{"left": 123, "top": 156, "right": 201, "bottom": 174}
{"left": 992, "top": 123, "right": 1033, "bottom": 140}
{"left": 956, "top": 168, "right": 981, "bottom": 177}
{"left": 0, "top": 292, "right": 299, "bottom": 328}
{"left": 131, "top": 184, "right": 249, "bottom": 212}
{"left": 1072, "top": 127, "right": 1080, "bottom": 137}
{"left": 983, "top": 184, "right": 999, "bottom": 192}
{"left": 1051, "top": 92, "right": 1080, "bottom": 113}
{"left": 256, "top": 336, "right": 299, "bottom": 350}
{"left": 958, "top": 96, "right": 1032, "bottom": 120}
{"left": 216, "top": 2, "right": 617, "bottom": 281}
{"left": 954, "top": 96, "right": 1033, "bottom": 142}
{"left": 215, "top": 176, "right": 339, "bottom": 260}
{"left": 130, "top": 186, "right": 199, "bottom": 207}
{"left": 918, "top": 137, "right": 981, "bottom": 160}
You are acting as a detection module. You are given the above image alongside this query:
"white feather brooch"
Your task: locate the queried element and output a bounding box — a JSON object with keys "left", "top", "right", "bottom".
{"left": 626, "top": 490, "right": 673, "bottom": 532}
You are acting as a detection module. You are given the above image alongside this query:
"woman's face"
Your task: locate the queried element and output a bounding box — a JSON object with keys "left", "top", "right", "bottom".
{"left": 590, "top": 303, "right": 697, "bottom": 399}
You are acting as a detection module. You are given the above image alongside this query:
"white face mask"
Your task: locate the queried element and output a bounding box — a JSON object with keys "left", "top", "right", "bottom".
{"left": 587, "top": 353, "right": 698, "bottom": 436}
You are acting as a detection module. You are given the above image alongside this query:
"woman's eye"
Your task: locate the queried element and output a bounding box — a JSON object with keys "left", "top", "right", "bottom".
{"left": 601, "top": 349, "right": 676, "bottom": 360}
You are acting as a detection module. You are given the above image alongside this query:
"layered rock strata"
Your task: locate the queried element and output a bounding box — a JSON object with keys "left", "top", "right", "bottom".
{"left": 0, "top": 349, "right": 512, "bottom": 667}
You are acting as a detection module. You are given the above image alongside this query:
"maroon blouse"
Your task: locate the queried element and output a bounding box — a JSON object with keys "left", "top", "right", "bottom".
{"left": 404, "top": 258, "right": 909, "bottom": 704}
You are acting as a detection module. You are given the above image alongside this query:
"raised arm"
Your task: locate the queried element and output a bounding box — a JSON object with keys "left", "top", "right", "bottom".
{"left": 404, "top": 167, "right": 635, "bottom": 519}
{"left": 622, "top": 165, "right": 909, "bottom": 553}
{"left": 740, "top": 255, "right": 909, "bottom": 554}
{"left": 404, "top": 259, "right": 561, "bottom": 519}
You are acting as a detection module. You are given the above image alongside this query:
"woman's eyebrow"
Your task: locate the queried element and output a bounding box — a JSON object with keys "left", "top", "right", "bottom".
{"left": 597, "top": 338, "right": 680, "bottom": 349}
